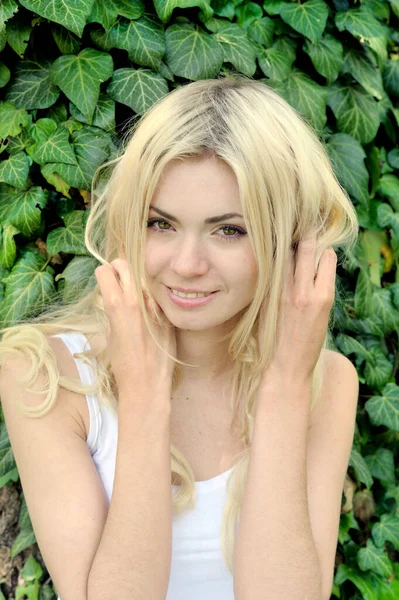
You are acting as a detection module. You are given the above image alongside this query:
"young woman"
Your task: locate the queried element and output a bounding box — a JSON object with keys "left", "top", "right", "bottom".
{"left": 0, "top": 75, "right": 359, "bottom": 600}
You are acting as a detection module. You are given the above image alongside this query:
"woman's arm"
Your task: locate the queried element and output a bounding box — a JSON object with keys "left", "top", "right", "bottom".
{"left": 233, "top": 380, "right": 322, "bottom": 600}
{"left": 87, "top": 392, "right": 172, "bottom": 600}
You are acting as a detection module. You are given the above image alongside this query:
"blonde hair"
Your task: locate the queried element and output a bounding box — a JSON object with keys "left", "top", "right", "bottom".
{"left": 0, "top": 74, "right": 359, "bottom": 572}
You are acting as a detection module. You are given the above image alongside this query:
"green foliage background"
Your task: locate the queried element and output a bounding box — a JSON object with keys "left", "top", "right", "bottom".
{"left": 0, "top": 0, "right": 399, "bottom": 598}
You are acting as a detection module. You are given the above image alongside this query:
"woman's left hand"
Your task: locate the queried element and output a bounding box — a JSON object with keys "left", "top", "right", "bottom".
{"left": 258, "top": 233, "right": 337, "bottom": 388}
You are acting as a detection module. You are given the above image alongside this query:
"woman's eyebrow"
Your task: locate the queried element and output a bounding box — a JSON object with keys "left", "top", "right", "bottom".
{"left": 149, "top": 205, "right": 244, "bottom": 224}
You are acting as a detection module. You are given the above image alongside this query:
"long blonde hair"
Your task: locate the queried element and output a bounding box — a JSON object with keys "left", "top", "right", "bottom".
{"left": 0, "top": 74, "right": 359, "bottom": 572}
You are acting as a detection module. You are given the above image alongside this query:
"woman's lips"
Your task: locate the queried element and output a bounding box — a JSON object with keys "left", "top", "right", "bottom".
{"left": 165, "top": 285, "right": 219, "bottom": 308}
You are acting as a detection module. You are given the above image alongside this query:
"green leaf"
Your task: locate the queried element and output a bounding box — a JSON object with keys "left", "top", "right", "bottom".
{"left": 364, "top": 447, "right": 395, "bottom": 483}
{"left": 235, "top": 2, "right": 262, "bottom": 28}
{"left": 303, "top": 34, "right": 343, "bottom": 84}
{"left": 29, "top": 127, "right": 77, "bottom": 166}
{"left": 28, "top": 117, "right": 57, "bottom": 145}
{"left": 165, "top": 23, "right": 223, "bottom": 80}
{"left": 262, "top": 1, "right": 286, "bottom": 17}
{"left": 378, "top": 175, "right": 399, "bottom": 212}
{"left": 363, "top": 0, "right": 391, "bottom": 21}
{"left": 110, "top": 0, "right": 145, "bottom": 19}
{"left": 0, "top": 0, "right": 18, "bottom": 31}
{"left": 70, "top": 93, "right": 115, "bottom": 132}
{"left": 0, "top": 223, "right": 19, "bottom": 270}
{"left": 52, "top": 24, "right": 81, "bottom": 55}
{"left": 387, "top": 148, "right": 399, "bottom": 170}
{"left": 267, "top": 68, "right": 327, "bottom": 133}
{"left": 257, "top": 46, "right": 293, "bottom": 80}
{"left": 336, "top": 565, "right": 396, "bottom": 598}
{"left": 5, "top": 59, "right": 60, "bottom": 110}
{"left": 272, "top": 35, "right": 296, "bottom": 62}
{"left": 338, "top": 512, "right": 360, "bottom": 547}
{"left": 5, "top": 126, "right": 34, "bottom": 156}
{"left": 56, "top": 255, "right": 99, "bottom": 303}
{"left": 153, "top": 0, "right": 213, "bottom": 24}
{"left": 87, "top": 0, "right": 118, "bottom": 31}
{"left": 0, "top": 27, "right": 6, "bottom": 53}
{"left": 0, "top": 151, "right": 32, "bottom": 188}
{"left": 0, "top": 61, "right": 11, "bottom": 88}
{"left": 366, "top": 146, "right": 382, "bottom": 197}
{"left": 47, "top": 103, "right": 68, "bottom": 125}
{"left": 214, "top": 23, "right": 256, "bottom": 76}
{"left": 11, "top": 501, "right": 36, "bottom": 557}
{"left": 349, "top": 448, "right": 374, "bottom": 489}
{"left": 363, "top": 347, "right": 393, "bottom": 389}
{"left": 354, "top": 268, "right": 375, "bottom": 319}
{"left": 6, "top": 11, "right": 33, "bottom": 57}
{"left": 372, "top": 513, "right": 399, "bottom": 552}
{"left": 343, "top": 287, "right": 399, "bottom": 336}
{"left": 389, "top": 0, "right": 399, "bottom": 18}
{"left": 93, "top": 15, "right": 166, "bottom": 70}
{"left": 107, "top": 67, "right": 169, "bottom": 115}
{"left": 382, "top": 59, "right": 399, "bottom": 98}
{"left": 377, "top": 204, "right": 399, "bottom": 242}
{"left": 336, "top": 332, "right": 374, "bottom": 363}
{"left": 359, "top": 229, "right": 386, "bottom": 288}
{"left": 41, "top": 166, "right": 71, "bottom": 197}
{"left": 0, "top": 251, "right": 57, "bottom": 328}
{"left": 0, "top": 183, "right": 48, "bottom": 237}
{"left": 50, "top": 48, "right": 114, "bottom": 122}
{"left": 327, "top": 83, "right": 381, "bottom": 144}
{"left": 335, "top": 6, "right": 389, "bottom": 62}
{"left": 247, "top": 16, "right": 275, "bottom": 47}
{"left": 326, "top": 133, "right": 370, "bottom": 205}
{"left": 280, "top": 0, "right": 329, "bottom": 43}
{"left": 21, "top": 553, "right": 43, "bottom": 581}
{"left": 156, "top": 60, "right": 175, "bottom": 81}
{"left": 357, "top": 538, "right": 393, "bottom": 579}
{"left": 46, "top": 210, "right": 90, "bottom": 255}
{"left": 42, "top": 126, "right": 111, "bottom": 190}
{"left": 18, "top": 0, "right": 95, "bottom": 37}
{"left": 341, "top": 49, "right": 384, "bottom": 100}
{"left": 211, "top": 0, "right": 235, "bottom": 20}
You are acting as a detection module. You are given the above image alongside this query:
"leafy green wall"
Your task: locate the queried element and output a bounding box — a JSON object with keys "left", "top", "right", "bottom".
{"left": 0, "top": 0, "right": 399, "bottom": 599}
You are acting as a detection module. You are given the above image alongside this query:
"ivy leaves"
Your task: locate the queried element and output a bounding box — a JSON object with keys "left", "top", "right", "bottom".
{"left": 50, "top": 49, "right": 113, "bottom": 122}
{"left": 0, "top": 1, "right": 393, "bottom": 243}
{"left": 0, "top": 0, "right": 394, "bottom": 287}
{"left": 0, "top": 1, "right": 395, "bottom": 300}
{"left": 1, "top": 7, "right": 399, "bottom": 600}
{"left": 19, "top": 0, "right": 95, "bottom": 37}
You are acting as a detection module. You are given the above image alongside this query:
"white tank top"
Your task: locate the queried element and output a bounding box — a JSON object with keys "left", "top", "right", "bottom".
{"left": 51, "top": 332, "right": 235, "bottom": 600}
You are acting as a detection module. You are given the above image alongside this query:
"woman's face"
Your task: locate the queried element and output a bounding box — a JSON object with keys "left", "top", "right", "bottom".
{"left": 144, "top": 155, "right": 258, "bottom": 331}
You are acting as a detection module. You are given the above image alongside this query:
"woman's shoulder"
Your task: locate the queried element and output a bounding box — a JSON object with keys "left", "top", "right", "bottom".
{"left": 46, "top": 335, "right": 92, "bottom": 441}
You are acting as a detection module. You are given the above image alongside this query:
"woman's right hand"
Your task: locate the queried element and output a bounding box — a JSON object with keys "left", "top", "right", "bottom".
{"left": 94, "top": 258, "right": 176, "bottom": 402}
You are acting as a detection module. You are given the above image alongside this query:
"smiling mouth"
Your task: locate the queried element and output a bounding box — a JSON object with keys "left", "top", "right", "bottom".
{"left": 166, "top": 286, "right": 217, "bottom": 293}
{"left": 167, "top": 287, "right": 217, "bottom": 297}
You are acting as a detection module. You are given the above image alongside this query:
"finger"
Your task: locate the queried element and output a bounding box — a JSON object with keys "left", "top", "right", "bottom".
{"left": 102, "top": 260, "right": 164, "bottom": 323}
{"left": 314, "top": 248, "right": 337, "bottom": 300}
{"left": 282, "top": 247, "right": 295, "bottom": 299}
{"left": 294, "top": 234, "right": 317, "bottom": 293}
{"left": 110, "top": 258, "right": 137, "bottom": 299}
{"left": 94, "top": 264, "right": 123, "bottom": 306}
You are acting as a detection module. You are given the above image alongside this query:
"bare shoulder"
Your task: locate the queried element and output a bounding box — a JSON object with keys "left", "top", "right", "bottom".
{"left": 310, "top": 349, "right": 359, "bottom": 428}
{"left": 46, "top": 336, "right": 91, "bottom": 441}
{"left": 0, "top": 336, "right": 88, "bottom": 440}
{"left": 322, "top": 348, "right": 359, "bottom": 382}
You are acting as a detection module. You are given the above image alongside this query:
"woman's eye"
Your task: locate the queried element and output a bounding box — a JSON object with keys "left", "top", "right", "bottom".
{"left": 220, "top": 226, "right": 242, "bottom": 237}
{"left": 147, "top": 218, "right": 171, "bottom": 230}
{"left": 146, "top": 218, "right": 246, "bottom": 241}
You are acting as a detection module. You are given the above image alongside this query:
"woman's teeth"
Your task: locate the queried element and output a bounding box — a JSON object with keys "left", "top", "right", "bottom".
{"left": 171, "top": 289, "right": 213, "bottom": 299}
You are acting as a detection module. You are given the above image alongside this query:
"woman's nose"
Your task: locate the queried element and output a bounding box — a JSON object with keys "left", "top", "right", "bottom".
{"left": 169, "top": 238, "right": 210, "bottom": 277}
